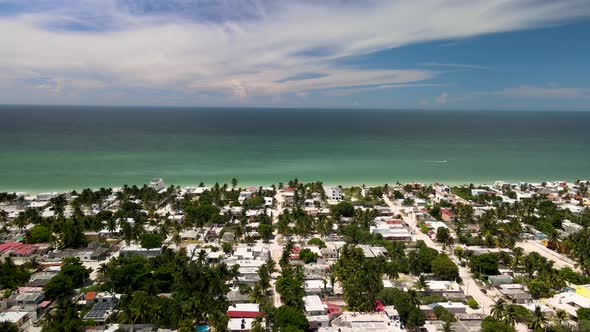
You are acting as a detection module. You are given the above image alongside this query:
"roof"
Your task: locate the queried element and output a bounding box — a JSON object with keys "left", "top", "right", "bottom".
{"left": 0, "top": 311, "right": 28, "bottom": 323}
{"left": 38, "top": 300, "right": 51, "bottom": 308}
{"left": 227, "top": 311, "right": 262, "bottom": 318}
{"left": 86, "top": 291, "right": 97, "bottom": 301}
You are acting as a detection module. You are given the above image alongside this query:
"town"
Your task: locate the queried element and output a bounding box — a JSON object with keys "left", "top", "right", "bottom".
{"left": 1, "top": 178, "right": 590, "bottom": 332}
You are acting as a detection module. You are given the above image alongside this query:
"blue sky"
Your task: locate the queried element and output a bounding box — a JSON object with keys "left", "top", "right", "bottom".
{"left": 0, "top": 0, "right": 589, "bottom": 110}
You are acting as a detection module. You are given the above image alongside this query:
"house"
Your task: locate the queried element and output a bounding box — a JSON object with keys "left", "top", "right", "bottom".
{"left": 321, "top": 311, "right": 397, "bottom": 332}
{"left": 227, "top": 303, "right": 264, "bottom": 332}
{"left": 282, "top": 190, "right": 295, "bottom": 206}
{"left": 440, "top": 208, "right": 455, "bottom": 222}
{"left": 324, "top": 186, "right": 343, "bottom": 202}
{"left": 238, "top": 191, "right": 253, "bottom": 205}
{"left": 489, "top": 275, "right": 514, "bottom": 286}
{"left": 120, "top": 244, "right": 162, "bottom": 257}
{"left": 304, "top": 279, "right": 333, "bottom": 296}
{"left": 83, "top": 292, "right": 119, "bottom": 324}
{"left": 148, "top": 178, "right": 166, "bottom": 191}
{"left": 422, "top": 302, "right": 467, "bottom": 315}
{"left": 497, "top": 284, "right": 532, "bottom": 304}
{"left": 370, "top": 223, "right": 412, "bottom": 241}
{"left": 0, "top": 311, "right": 29, "bottom": 329}
{"left": 15, "top": 291, "right": 45, "bottom": 306}
{"left": 320, "top": 245, "right": 338, "bottom": 260}
{"left": 304, "top": 295, "right": 329, "bottom": 329}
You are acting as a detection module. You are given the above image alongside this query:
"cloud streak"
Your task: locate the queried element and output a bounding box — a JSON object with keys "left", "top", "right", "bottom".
{"left": 0, "top": 0, "right": 589, "bottom": 104}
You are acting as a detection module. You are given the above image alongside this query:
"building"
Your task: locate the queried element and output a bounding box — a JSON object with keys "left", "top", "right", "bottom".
{"left": 148, "top": 178, "right": 166, "bottom": 191}
{"left": 0, "top": 311, "right": 30, "bottom": 329}
{"left": 441, "top": 208, "right": 455, "bottom": 222}
{"left": 304, "top": 295, "right": 329, "bottom": 329}
{"left": 227, "top": 303, "right": 264, "bottom": 332}
{"left": 120, "top": 244, "right": 162, "bottom": 257}
{"left": 320, "top": 311, "right": 398, "bottom": 332}
{"left": 83, "top": 292, "right": 119, "bottom": 324}
{"left": 324, "top": 186, "right": 343, "bottom": 201}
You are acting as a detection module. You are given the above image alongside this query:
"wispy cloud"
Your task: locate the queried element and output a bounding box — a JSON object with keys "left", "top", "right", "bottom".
{"left": 419, "top": 62, "right": 489, "bottom": 70}
{"left": 0, "top": 0, "right": 589, "bottom": 104}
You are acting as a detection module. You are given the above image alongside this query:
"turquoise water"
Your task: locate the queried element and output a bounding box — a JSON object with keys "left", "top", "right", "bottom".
{"left": 0, "top": 106, "right": 588, "bottom": 192}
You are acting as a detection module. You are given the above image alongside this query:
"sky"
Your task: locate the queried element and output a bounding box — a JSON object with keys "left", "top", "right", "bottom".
{"left": 0, "top": 0, "right": 589, "bottom": 110}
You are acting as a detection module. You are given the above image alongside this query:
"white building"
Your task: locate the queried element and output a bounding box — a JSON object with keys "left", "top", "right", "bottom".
{"left": 324, "top": 186, "right": 343, "bottom": 201}
{"left": 148, "top": 178, "right": 166, "bottom": 191}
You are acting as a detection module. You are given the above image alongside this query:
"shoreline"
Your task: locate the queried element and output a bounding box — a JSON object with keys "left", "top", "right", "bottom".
{"left": 1, "top": 177, "right": 583, "bottom": 195}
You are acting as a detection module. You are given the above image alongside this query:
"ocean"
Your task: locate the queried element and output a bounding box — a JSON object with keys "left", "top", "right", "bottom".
{"left": 0, "top": 105, "right": 589, "bottom": 193}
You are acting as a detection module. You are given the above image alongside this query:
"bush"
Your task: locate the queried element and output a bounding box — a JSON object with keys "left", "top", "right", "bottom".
{"left": 299, "top": 248, "right": 318, "bottom": 264}
{"left": 466, "top": 298, "right": 479, "bottom": 309}
{"left": 420, "top": 294, "right": 447, "bottom": 304}
{"left": 433, "top": 306, "right": 455, "bottom": 322}
{"left": 577, "top": 308, "right": 590, "bottom": 321}
{"left": 307, "top": 238, "right": 326, "bottom": 248}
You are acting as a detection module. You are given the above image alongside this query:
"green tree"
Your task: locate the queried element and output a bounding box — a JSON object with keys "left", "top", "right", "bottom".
{"left": 140, "top": 233, "right": 163, "bottom": 249}
{"left": 44, "top": 274, "right": 74, "bottom": 300}
{"left": 185, "top": 204, "right": 221, "bottom": 227}
{"left": 469, "top": 253, "right": 499, "bottom": 277}
{"left": 0, "top": 321, "right": 18, "bottom": 332}
{"left": 273, "top": 306, "right": 308, "bottom": 331}
{"left": 332, "top": 201, "right": 355, "bottom": 218}
{"left": 276, "top": 267, "right": 304, "bottom": 309}
{"left": 298, "top": 248, "right": 319, "bottom": 264}
{"left": 42, "top": 300, "right": 83, "bottom": 332}
{"left": 0, "top": 257, "right": 32, "bottom": 290}
{"left": 333, "top": 245, "right": 385, "bottom": 312}
{"left": 436, "top": 227, "right": 451, "bottom": 244}
{"left": 481, "top": 316, "right": 516, "bottom": 332}
{"left": 431, "top": 254, "right": 459, "bottom": 281}
{"left": 530, "top": 305, "right": 548, "bottom": 331}
{"left": 26, "top": 225, "right": 51, "bottom": 243}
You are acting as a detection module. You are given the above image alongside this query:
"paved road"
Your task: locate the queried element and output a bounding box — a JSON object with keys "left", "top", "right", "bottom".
{"left": 383, "top": 196, "right": 495, "bottom": 315}
{"left": 517, "top": 240, "right": 579, "bottom": 271}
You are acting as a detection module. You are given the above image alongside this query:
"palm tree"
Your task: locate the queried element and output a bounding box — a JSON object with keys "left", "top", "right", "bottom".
{"left": 231, "top": 178, "right": 238, "bottom": 189}
{"left": 555, "top": 309, "right": 568, "bottom": 325}
{"left": 407, "top": 289, "right": 420, "bottom": 306}
{"left": 491, "top": 299, "right": 507, "bottom": 321}
{"left": 530, "top": 305, "right": 548, "bottom": 331}
{"left": 504, "top": 303, "right": 516, "bottom": 327}
{"left": 385, "top": 261, "right": 399, "bottom": 281}
{"left": 414, "top": 275, "right": 427, "bottom": 291}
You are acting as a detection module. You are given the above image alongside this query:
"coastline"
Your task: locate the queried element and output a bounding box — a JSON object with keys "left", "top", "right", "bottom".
{"left": 1, "top": 176, "right": 584, "bottom": 194}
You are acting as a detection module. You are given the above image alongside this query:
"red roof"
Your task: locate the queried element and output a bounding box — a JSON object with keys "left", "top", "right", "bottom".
{"left": 0, "top": 242, "right": 23, "bottom": 252}
{"left": 85, "top": 291, "right": 97, "bottom": 301}
{"left": 227, "top": 311, "right": 263, "bottom": 318}
{"left": 38, "top": 300, "right": 51, "bottom": 308}
{"left": 441, "top": 209, "right": 455, "bottom": 217}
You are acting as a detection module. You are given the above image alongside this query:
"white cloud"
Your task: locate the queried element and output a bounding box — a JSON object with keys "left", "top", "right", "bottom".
{"left": 0, "top": 0, "right": 589, "bottom": 103}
